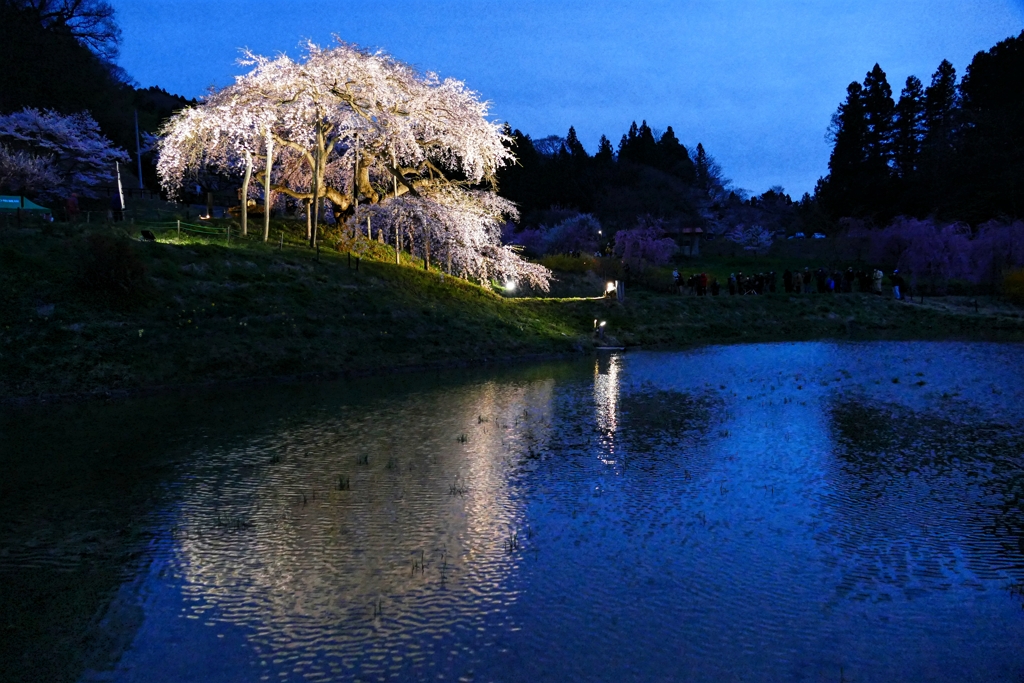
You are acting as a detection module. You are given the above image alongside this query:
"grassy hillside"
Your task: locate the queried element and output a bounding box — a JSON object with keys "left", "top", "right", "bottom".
{"left": 3, "top": 217, "right": 1024, "bottom": 404}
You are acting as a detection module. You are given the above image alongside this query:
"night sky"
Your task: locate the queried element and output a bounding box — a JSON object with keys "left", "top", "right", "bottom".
{"left": 111, "top": 0, "right": 1024, "bottom": 197}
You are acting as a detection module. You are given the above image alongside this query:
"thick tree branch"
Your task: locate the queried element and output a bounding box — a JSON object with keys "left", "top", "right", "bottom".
{"left": 270, "top": 134, "right": 315, "bottom": 169}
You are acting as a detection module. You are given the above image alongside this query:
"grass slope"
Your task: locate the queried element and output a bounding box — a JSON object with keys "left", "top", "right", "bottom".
{"left": 3, "top": 220, "right": 1024, "bottom": 403}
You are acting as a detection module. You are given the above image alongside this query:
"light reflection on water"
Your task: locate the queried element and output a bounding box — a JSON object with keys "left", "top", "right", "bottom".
{"left": 71, "top": 342, "right": 1024, "bottom": 682}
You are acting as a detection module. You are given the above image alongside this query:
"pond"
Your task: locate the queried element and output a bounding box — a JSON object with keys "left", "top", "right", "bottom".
{"left": 3, "top": 342, "right": 1024, "bottom": 682}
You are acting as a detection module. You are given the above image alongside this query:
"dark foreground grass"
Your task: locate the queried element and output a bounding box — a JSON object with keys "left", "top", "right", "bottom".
{"left": 4, "top": 220, "right": 1024, "bottom": 404}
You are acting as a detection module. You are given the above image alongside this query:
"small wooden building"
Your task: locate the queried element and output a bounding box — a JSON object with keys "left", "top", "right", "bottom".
{"left": 679, "top": 227, "right": 702, "bottom": 256}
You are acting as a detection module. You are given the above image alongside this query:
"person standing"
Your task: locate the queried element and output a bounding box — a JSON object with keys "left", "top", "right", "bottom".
{"left": 65, "top": 193, "right": 80, "bottom": 222}
{"left": 891, "top": 270, "right": 904, "bottom": 300}
{"left": 872, "top": 268, "right": 883, "bottom": 294}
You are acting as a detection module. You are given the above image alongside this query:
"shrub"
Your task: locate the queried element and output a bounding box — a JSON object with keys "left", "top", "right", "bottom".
{"left": 1004, "top": 269, "right": 1024, "bottom": 305}
{"left": 81, "top": 233, "right": 148, "bottom": 296}
{"left": 539, "top": 253, "right": 598, "bottom": 273}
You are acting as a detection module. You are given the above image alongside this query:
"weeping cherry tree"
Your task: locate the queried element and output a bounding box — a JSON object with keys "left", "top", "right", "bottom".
{"left": 156, "top": 40, "right": 550, "bottom": 290}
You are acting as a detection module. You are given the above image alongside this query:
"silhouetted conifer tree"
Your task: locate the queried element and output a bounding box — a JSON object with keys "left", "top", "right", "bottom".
{"left": 893, "top": 75, "right": 926, "bottom": 178}
{"left": 562, "top": 125, "right": 587, "bottom": 159}
{"left": 594, "top": 134, "right": 614, "bottom": 164}
{"left": 862, "top": 65, "right": 895, "bottom": 170}
{"left": 619, "top": 120, "right": 658, "bottom": 165}
{"left": 693, "top": 143, "right": 724, "bottom": 199}
{"left": 618, "top": 121, "right": 639, "bottom": 158}
{"left": 956, "top": 31, "right": 1024, "bottom": 219}
{"left": 820, "top": 81, "right": 867, "bottom": 217}
{"left": 656, "top": 126, "right": 696, "bottom": 182}
{"left": 923, "top": 60, "right": 960, "bottom": 152}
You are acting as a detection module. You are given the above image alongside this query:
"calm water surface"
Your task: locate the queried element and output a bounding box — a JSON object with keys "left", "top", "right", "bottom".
{"left": 7, "top": 342, "right": 1024, "bottom": 682}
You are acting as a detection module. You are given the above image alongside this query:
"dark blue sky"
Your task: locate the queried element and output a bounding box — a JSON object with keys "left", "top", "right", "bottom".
{"left": 112, "top": 0, "right": 1024, "bottom": 197}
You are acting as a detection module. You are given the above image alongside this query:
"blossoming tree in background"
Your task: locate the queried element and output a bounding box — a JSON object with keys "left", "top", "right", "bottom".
{"left": 157, "top": 40, "right": 551, "bottom": 290}
{"left": 863, "top": 217, "right": 1024, "bottom": 294}
{"left": 614, "top": 216, "right": 678, "bottom": 268}
{"left": 0, "top": 143, "right": 59, "bottom": 197}
{"left": 725, "top": 223, "right": 775, "bottom": 254}
{"left": 0, "top": 108, "right": 128, "bottom": 199}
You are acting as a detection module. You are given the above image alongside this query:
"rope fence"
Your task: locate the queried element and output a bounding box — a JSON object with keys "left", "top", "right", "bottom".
{"left": 136, "top": 219, "right": 231, "bottom": 242}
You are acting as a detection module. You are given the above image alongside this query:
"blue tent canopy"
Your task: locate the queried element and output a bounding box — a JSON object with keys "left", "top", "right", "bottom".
{"left": 0, "top": 195, "right": 52, "bottom": 214}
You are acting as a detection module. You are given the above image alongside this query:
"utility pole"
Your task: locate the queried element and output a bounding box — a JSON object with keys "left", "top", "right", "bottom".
{"left": 115, "top": 161, "right": 125, "bottom": 220}
{"left": 134, "top": 109, "right": 144, "bottom": 190}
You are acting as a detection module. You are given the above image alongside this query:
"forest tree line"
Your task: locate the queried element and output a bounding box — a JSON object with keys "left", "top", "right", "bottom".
{"left": 496, "top": 121, "right": 822, "bottom": 255}
{"left": 816, "top": 30, "right": 1024, "bottom": 225}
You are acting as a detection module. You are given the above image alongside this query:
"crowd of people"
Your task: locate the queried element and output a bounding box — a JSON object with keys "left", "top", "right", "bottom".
{"left": 671, "top": 267, "right": 908, "bottom": 299}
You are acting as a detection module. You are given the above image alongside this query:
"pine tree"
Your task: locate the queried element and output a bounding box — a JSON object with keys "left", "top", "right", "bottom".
{"left": 563, "top": 125, "right": 587, "bottom": 159}
{"left": 594, "top": 135, "right": 614, "bottom": 164}
{"left": 923, "top": 59, "right": 959, "bottom": 151}
{"left": 956, "top": 31, "right": 1024, "bottom": 220}
{"left": 820, "top": 81, "right": 867, "bottom": 217}
{"left": 656, "top": 126, "right": 696, "bottom": 182}
{"left": 693, "top": 143, "right": 723, "bottom": 199}
{"left": 618, "top": 120, "right": 658, "bottom": 165}
{"left": 892, "top": 75, "right": 926, "bottom": 178}
{"left": 635, "top": 120, "right": 657, "bottom": 165}
{"left": 618, "top": 121, "right": 639, "bottom": 160}
{"left": 861, "top": 64, "right": 895, "bottom": 173}
{"left": 917, "top": 59, "right": 961, "bottom": 214}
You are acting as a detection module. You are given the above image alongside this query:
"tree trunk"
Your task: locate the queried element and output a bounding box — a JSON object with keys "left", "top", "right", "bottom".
{"left": 263, "top": 132, "right": 275, "bottom": 242}
{"left": 392, "top": 152, "right": 398, "bottom": 200}
{"left": 424, "top": 224, "right": 431, "bottom": 270}
{"left": 352, "top": 133, "right": 359, "bottom": 237}
{"left": 240, "top": 150, "right": 252, "bottom": 236}
{"left": 309, "top": 121, "right": 324, "bottom": 249}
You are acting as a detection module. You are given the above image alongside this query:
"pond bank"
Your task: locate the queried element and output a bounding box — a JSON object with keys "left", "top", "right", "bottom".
{"left": 4, "top": 225, "right": 1024, "bottom": 406}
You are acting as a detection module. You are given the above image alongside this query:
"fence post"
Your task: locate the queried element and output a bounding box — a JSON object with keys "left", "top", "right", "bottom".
{"left": 177, "top": 220, "right": 180, "bottom": 239}
{"left": 227, "top": 225, "right": 231, "bottom": 245}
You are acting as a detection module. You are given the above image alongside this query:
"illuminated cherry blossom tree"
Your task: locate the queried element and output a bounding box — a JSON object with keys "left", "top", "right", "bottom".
{"left": 157, "top": 40, "right": 550, "bottom": 290}
{"left": 0, "top": 107, "right": 128, "bottom": 199}
{"left": 0, "top": 143, "right": 59, "bottom": 197}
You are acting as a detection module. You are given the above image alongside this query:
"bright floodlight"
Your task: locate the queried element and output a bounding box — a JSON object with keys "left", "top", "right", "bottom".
{"left": 606, "top": 281, "right": 616, "bottom": 293}
{"left": 505, "top": 280, "right": 516, "bottom": 292}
